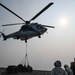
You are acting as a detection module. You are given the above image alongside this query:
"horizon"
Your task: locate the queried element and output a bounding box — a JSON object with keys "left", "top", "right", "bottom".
{"left": 0, "top": 0, "right": 75, "bottom": 71}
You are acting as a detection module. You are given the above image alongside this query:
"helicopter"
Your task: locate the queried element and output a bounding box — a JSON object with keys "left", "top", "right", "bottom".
{"left": 0, "top": 2, "right": 55, "bottom": 43}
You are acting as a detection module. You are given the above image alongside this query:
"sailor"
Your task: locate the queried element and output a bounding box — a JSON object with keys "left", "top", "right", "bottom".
{"left": 64, "top": 64, "right": 73, "bottom": 75}
{"left": 51, "top": 60, "right": 68, "bottom": 75}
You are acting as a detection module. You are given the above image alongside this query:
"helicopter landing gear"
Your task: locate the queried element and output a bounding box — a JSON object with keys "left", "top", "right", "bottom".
{"left": 25, "top": 40, "right": 27, "bottom": 43}
{"left": 38, "top": 35, "right": 41, "bottom": 38}
{"left": 25, "top": 37, "right": 27, "bottom": 43}
{"left": 17, "top": 36, "right": 20, "bottom": 39}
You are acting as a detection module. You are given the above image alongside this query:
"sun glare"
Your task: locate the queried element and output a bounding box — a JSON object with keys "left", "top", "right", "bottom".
{"left": 59, "top": 17, "right": 68, "bottom": 27}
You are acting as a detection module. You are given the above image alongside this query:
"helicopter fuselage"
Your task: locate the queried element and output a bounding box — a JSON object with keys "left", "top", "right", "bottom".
{"left": 14, "top": 23, "right": 47, "bottom": 40}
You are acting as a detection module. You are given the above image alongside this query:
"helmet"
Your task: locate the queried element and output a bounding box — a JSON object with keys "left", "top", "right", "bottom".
{"left": 64, "top": 64, "right": 69, "bottom": 68}
{"left": 54, "top": 60, "right": 61, "bottom": 67}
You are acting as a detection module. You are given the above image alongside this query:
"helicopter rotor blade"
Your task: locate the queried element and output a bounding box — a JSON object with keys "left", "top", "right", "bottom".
{"left": 1, "top": 23, "right": 25, "bottom": 26}
{"left": 42, "top": 25, "right": 55, "bottom": 28}
{"left": 0, "top": 3, "right": 26, "bottom": 23}
{"left": 30, "top": 2, "right": 54, "bottom": 21}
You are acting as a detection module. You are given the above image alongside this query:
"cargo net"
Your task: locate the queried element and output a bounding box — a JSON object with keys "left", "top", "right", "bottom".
{"left": 6, "top": 42, "right": 33, "bottom": 74}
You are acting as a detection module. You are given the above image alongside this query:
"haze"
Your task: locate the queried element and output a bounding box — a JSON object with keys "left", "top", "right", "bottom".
{"left": 0, "top": 0, "right": 75, "bottom": 71}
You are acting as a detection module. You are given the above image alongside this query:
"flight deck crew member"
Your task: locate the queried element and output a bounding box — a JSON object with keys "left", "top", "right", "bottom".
{"left": 64, "top": 64, "right": 73, "bottom": 75}
{"left": 51, "top": 60, "right": 68, "bottom": 75}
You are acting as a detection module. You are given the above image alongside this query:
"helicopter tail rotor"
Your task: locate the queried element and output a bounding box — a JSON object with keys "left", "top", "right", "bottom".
{"left": 0, "top": 29, "right": 7, "bottom": 40}
{"left": 0, "top": 32, "right": 7, "bottom": 40}
{"left": 0, "top": 29, "right": 4, "bottom": 37}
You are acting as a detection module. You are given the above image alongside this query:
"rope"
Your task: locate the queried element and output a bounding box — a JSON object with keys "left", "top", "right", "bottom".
{"left": 20, "top": 42, "right": 29, "bottom": 66}
{"left": 25, "top": 42, "right": 29, "bottom": 66}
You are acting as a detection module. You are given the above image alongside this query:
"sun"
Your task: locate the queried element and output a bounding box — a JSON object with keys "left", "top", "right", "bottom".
{"left": 59, "top": 18, "right": 68, "bottom": 26}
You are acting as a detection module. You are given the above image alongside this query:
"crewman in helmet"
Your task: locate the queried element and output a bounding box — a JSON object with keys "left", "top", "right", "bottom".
{"left": 51, "top": 60, "right": 68, "bottom": 75}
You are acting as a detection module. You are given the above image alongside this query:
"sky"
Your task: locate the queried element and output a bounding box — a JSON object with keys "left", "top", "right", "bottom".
{"left": 0, "top": 0, "right": 75, "bottom": 71}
